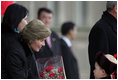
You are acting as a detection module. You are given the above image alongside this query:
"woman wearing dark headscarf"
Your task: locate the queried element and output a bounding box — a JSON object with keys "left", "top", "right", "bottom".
{"left": 1, "top": 4, "right": 28, "bottom": 78}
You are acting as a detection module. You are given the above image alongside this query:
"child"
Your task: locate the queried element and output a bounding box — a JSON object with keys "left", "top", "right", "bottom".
{"left": 93, "top": 52, "right": 117, "bottom": 79}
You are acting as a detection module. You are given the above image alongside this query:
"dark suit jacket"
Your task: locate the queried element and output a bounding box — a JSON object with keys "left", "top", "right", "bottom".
{"left": 88, "top": 11, "right": 117, "bottom": 79}
{"left": 35, "top": 31, "right": 62, "bottom": 58}
{"left": 60, "top": 39, "right": 79, "bottom": 79}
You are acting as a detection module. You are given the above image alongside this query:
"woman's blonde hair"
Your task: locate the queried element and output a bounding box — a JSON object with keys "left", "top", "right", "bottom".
{"left": 20, "top": 19, "right": 51, "bottom": 43}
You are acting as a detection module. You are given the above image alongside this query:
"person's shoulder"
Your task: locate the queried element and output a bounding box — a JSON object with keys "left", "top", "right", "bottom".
{"left": 51, "top": 30, "right": 58, "bottom": 36}
{"left": 92, "top": 18, "right": 108, "bottom": 30}
{"left": 89, "top": 18, "right": 107, "bottom": 37}
{"left": 60, "top": 39, "right": 68, "bottom": 47}
{"left": 51, "top": 30, "right": 61, "bottom": 40}
{"left": 8, "top": 42, "right": 26, "bottom": 60}
{"left": 60, "top": 38, "right": 64, "bottom": 43}
{"left": 2, "top": 34, "right": 17, "bottom": 47}
{"left": 2, "top": 34, "right": 25, "bottom": 55}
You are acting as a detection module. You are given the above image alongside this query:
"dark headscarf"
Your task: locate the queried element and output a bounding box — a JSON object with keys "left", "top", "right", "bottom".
{"left": 1, "top": 4, "right": 28, "bottom": 33}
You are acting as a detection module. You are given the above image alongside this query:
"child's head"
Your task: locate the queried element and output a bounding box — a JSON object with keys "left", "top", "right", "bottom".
{"left": 94, "top": 52, "right": 117, "bottom": 79}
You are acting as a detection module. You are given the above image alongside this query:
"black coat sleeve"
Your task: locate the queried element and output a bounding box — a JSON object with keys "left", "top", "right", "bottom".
{"left": 88, "top": 26, "right": 109, "bottom": 78}
{"left": 6, "top": 49, "right": 27, "bottom": 79}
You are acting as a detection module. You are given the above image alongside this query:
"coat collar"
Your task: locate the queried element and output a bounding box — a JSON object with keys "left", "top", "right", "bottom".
{"left": 102, "top": 11, "right": 117, "bottom": 34}
{"left": 101, "top": 75, "right": 111, "bottom": 79}
{"left": 62, "top": 36, "right": 72, "bottom": 47}
{"left": 20, "top": 40, "right": 32, "bottom": 57}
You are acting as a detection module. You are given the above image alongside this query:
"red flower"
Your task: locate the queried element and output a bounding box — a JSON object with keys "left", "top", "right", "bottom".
{"left": 58, "top": 68, "right": 63, "bottom": 74}
{"left": 49, "top": 73, "right": 55, "bottom": 78}
{"left": 45, "top": 66, "right": 54, "bottom": 72}
{"left": 58, "top": 76, "right": 64, "bottom": 79}
{"left": 40, "top": 72, "right": 45, "bottom": 78}
{"left": 114, "top": 53, "right": 117, "bottom": 58}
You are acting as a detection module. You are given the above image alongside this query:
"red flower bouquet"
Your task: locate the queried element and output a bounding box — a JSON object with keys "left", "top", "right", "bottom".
{"left": 58, "top": 76, "right": 64, "bottom": 79}
{"left": 49, "top": 73, "right": 55, "bottom": 78}
{"left": 40, "top": 72, "right": 45, "bottom": 78}
{"left": 45, "top": 66, "right": 54, "bottom": 72}
{"left": 37, "top": 56, "right": 66, "bottom": 79}
{"left": 58, "top": 67, "right": 63, "bottom": 74}
{"left": 40, "top": 66, "right": 65, "bottom": 79}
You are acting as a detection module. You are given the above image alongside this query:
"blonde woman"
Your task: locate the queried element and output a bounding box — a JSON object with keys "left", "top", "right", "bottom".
{"left": 3, "top": 19, "right": 51, "bottom": 79}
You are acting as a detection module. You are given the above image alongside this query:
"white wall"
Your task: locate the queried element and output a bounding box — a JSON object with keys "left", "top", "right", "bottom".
{"left": 16, "top": 1, "right": 106, "bottom": 29}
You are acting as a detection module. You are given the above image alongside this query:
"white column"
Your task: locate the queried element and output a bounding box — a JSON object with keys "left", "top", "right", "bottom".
{"left": 85, "top": 1, "right": 106, "bottom": 28}
{"left": 29, "top": 1, "right": 35, "bottom": 21}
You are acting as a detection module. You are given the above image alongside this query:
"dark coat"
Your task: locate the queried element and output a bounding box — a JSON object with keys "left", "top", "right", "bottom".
{"left": 88, "top": 11, "right": 117, "bottom": 79}
{"left": 1, "top": 4, "right": 36, "bottom": 79}
{"left": 101, "top": 75, "right": 111, "bottom": 79}
{"left": 1, "top": 33, "right": 39, "bottom": 79}
{"left": 35, "top": 31, "right": 62, "bottom": 58}
{"left": 60, "top": 39, "right": 79, "bottom": 79}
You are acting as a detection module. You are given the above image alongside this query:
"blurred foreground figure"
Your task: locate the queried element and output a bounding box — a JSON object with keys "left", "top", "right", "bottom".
{"left": 36, "top": 8, "right": 61, "bottom": 58}
{"left": 88, "top": 1, "right": 117, "bottom": 79}
{"left": 1, "top": 4, "right": 28, "bottom": 78}
{"left": 60, "top": 22, "right": 79, "bottom": 79}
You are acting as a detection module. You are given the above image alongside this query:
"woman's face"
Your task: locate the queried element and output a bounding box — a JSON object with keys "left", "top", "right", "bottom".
{"left": 17, "top": 15, "right": 27, "bottom": 31}
{"left": 30, "top": 38, "right": 46, "bottom": 52}
{"left": 93, "top": 62, "right": 107, "bottom": 79}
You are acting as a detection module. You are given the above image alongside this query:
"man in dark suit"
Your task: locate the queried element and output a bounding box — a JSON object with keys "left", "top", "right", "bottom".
{"left": 35, "top": 8, "right": 61, "bottom": 58}
{"left": 88, "top": 1, "right": 117, "bottom": 79}
{"left": 60, "top": 22, "right": 79, "bottom": 79}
